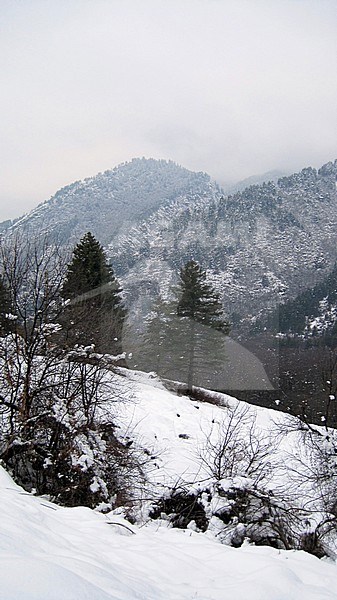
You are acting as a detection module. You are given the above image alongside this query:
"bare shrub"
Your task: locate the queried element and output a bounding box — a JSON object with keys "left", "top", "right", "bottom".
{"left": 198, "top": 403, "right": 272, "bottom": 483}
{"left": 0, "top": 233, "right": 146, "bottom": 510}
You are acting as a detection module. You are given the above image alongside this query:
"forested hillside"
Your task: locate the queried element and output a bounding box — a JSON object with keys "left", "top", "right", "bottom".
{"left": 4, "top": 157, "right": 337, "bottom": 407}
{"left": 110, "top": 160, "right": 337, "bottom": 326}
{"left": 6, "top": 158, "right": 337, "bottom": 328}
{"left": 10, "top": 158, "right": 212, "bottom": 245}
{"left": 268, "top": 262, "right": 337, "bottom": 338}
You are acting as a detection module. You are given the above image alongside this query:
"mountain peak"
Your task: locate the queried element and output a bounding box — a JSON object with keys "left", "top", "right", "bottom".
{"left": 10, "top": 158, "right": 212, "bottom": 245}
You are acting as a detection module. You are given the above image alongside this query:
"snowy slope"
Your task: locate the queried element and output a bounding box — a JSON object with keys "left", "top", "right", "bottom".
{"left": 113, "top": 369, "right": 278, "bottom": 487}
{"left": 9, "top": 158, "right": 211, "bottom": 246}
{"left": 0, "top": 470, "right": 337, "bottom": 600}
{"left": 3, "top": 466, "right": 337, "bottom": 600}
{"left": 2, "top": 371, "right": 337, "bottom": 600}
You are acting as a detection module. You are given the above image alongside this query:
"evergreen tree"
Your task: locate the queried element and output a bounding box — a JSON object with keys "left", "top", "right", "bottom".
{"left": 61, "top": 232, "right": 126, "bottom": 354}
{"left": 62, "top": 232, "right": 113, "bottom": 299}
{"left": 129, "top": 263, "right": 230, "bottom": 390}
{"left": 177, "top": 260, "right": 229, "bottom": 331}
{"left": 177, "top": 260, "right": 230, "bottom": 391}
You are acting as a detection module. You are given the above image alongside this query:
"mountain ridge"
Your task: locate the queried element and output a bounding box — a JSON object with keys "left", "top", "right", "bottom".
{"left": 9, "top": 158, "right": 212, "bottom": 245}
{"left": 4, "top": 157, "right": 337, "bottom": 329}
{"left": 107, "top": 159, "right": 337, "bottom": 325}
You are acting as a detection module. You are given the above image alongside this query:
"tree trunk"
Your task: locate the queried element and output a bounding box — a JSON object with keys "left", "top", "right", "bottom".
{"left": 187, "top": 319, "right": 195, "bottom": 393}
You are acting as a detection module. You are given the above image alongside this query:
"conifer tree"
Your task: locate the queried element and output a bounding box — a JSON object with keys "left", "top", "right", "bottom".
{"left": 130, "top": 262, "right": 230, "bottom": 391}
{"left": 62, "top": 232, "right": 113, "bottom": 299}
{"left": 177, "top": 260, "right": 229, "bottom": 331}
{"left": 61, "top": 232, "right": 126, "bottom": 354}
{"left": 133, "top": 297, "right": 179, "bottom": 375}
{"left": 177, "top": 260, "right": 230, "bottom": 391}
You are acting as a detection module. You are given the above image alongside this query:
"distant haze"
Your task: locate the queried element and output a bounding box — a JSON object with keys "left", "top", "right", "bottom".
{"left": 1, "top": 0, "right": 336, "bottom": 222}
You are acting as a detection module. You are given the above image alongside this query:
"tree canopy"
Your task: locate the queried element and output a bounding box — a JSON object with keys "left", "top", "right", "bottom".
{"left": 61, "top": 232, "right": 126, "bottom": 354}
{"left": 128, "top": 262, "right": 230, "bottom": 392}
{"left": 177, "top": 260, "right": 230, "bottom": 333}
{"left": 62, "top": 232, "right": 113, "bottom": 299}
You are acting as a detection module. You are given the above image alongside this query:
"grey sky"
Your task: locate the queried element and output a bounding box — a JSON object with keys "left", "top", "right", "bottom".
{"left": 1, "top": 0, "right": 337, "bottom": 222}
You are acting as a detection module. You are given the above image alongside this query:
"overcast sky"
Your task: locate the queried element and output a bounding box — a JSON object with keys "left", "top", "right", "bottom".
{"left": 1, "top": 0, "right": 337, "bottom": 221}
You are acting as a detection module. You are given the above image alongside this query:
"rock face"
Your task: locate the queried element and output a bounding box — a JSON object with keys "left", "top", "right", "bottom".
{"left": 7, "top": 157, "right": 337, "bottom": 326}
{"left": 108, "top": 160, "right": 337, "bottom": 326}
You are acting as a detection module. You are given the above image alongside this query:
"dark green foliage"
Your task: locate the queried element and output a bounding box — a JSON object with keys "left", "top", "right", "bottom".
{"left": 0, "top": 234, "right": 139, "bottom": 511}
{"left": 130, "top": 305, "right": 230, "bottom": 388}
{"left": 276, "top": 263, "right": 337, "bottom": 335}
{"left": 132, "top": 261, "right": 230, "bottom": 391}
{"left": 127, "top": 263, "right": 230, "bottom": 390}
{"left": 62, "top": 232, "right": 113, "bottom": 299}
{"left": 61, "top": 232, "right": 126, "bottom": 354}
{"left": 176, "top": 261, "right": 230, "bottom": 391}
{"left": 177, "top": 260, "right": 230, "bottom": 333}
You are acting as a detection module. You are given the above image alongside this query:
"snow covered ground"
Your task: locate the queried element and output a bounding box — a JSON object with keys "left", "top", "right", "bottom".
{"left": 2, "top": 368, "right": 337, "bottom": 599}
{"left": 114, "top": 368, "right": 279, "bottom": 488}
{"left": 2, "top": 461, "right": 337, "bottom": 599}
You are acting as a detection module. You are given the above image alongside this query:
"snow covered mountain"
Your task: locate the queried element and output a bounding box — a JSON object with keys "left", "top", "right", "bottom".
{"left": 110, "top": 160, "right": 337, "bottom": 326}
{"left": 6, "top": 157, "right": 337, "bottom": 326}
{"left": 9, "top": 158, "right": 212, "bottom": 246}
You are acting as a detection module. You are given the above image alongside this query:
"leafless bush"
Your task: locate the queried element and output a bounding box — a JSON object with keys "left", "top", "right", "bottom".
{"left": 272, "top": 412, "right": 337, "bottom": 557}
{"left": 190, "top": 404, "right": 330, "bottom": 553}
{"left": 198, "top": 403, "right": 272, "bottom": 483}
{"left": 0, "top": 233, "right": 146, "bottom": 510}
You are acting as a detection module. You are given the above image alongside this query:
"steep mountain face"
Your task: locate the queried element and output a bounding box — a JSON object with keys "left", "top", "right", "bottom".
{"left": 9, "top": 158, "right": 211, "bottom": 245}
{"left": 109, "top": 160, "right": 337, "bottom": 325}
{"left": 273, "top": 262, "right": 337, "bottom": 337}
{"left": 5, "top": 157, "right": 337, "bottom": 329}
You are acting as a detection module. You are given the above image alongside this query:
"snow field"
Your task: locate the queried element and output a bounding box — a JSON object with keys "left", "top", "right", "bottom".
{"left": 2, "top": 466, "right": 337, "bottom": 600}
{"left": 2, "top": 368, "right": 337, "bottom": 599}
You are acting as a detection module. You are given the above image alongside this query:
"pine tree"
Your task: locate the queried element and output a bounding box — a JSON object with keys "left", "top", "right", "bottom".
{"left": 62, "top": 232, "right": 113, "bottom": 299}
{"left": 61, "top": 232, "right": 126, "bottom": 354}
{"left": 177, "top": 260, "right": 230, "bottom": 391}
{"left": 177, "top": 260, "right": 229, "bottom": 331}
{"left": 129, "top": 263, "right": 230, "bottom": 390}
